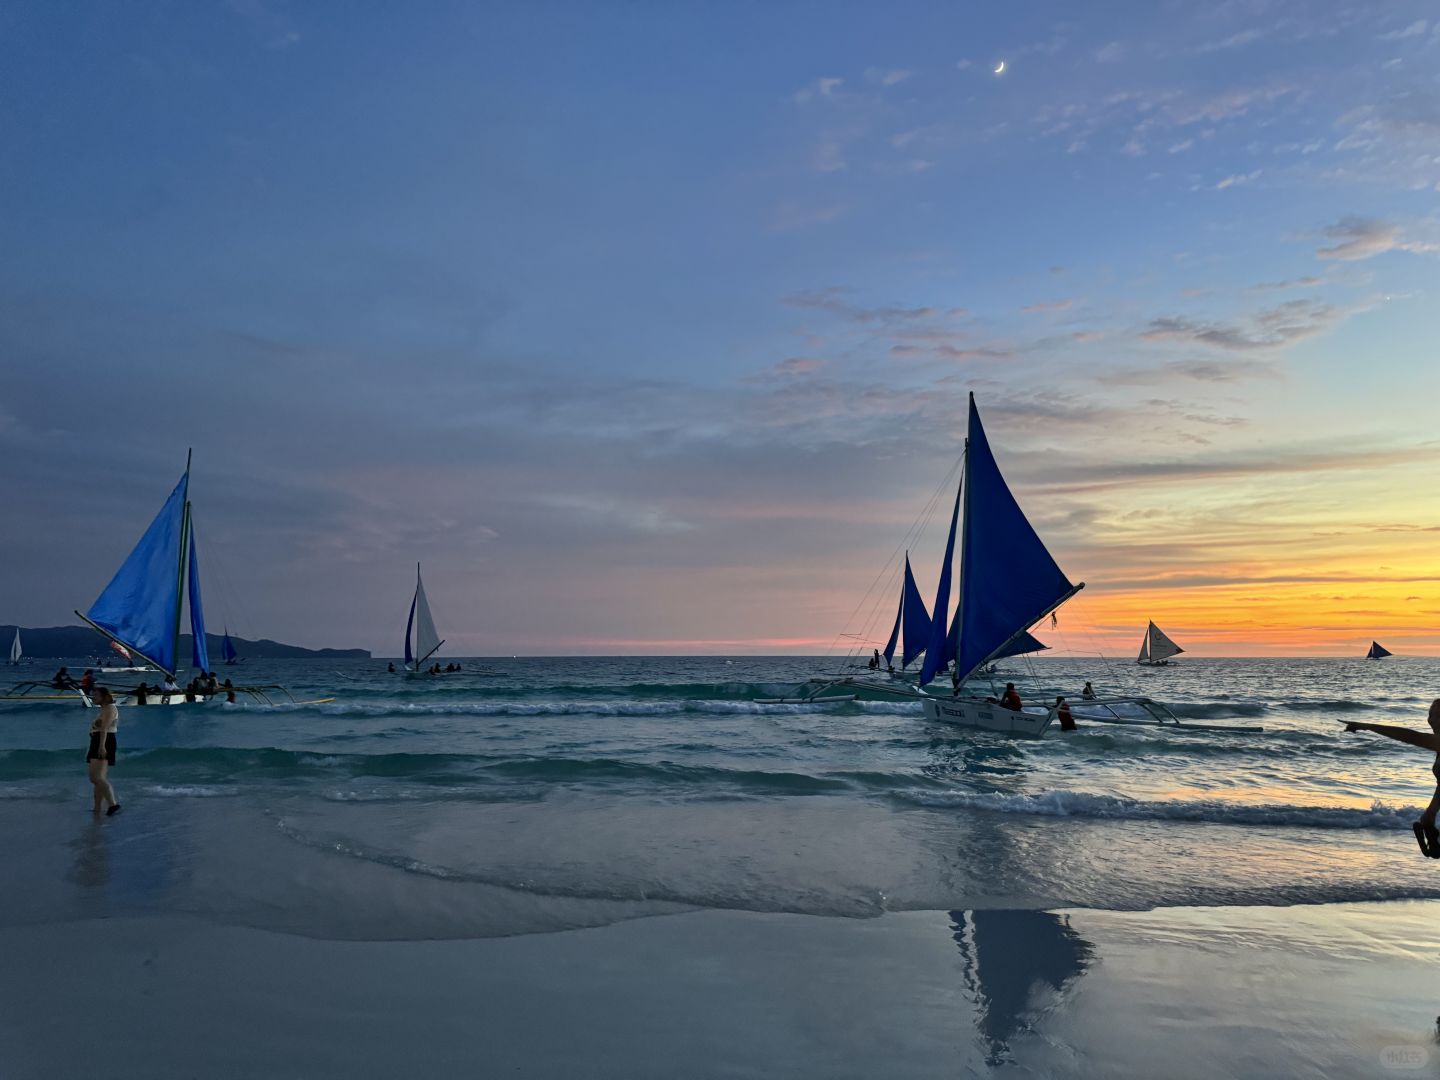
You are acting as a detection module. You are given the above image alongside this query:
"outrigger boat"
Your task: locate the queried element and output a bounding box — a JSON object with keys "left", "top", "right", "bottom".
{"left": 798, "top": 395, "right": 1260, "bottom": 738}
{"left": 3, "top": 453, "right": 330, "bottom": 708}
{"left": 1136, "top": 621, "right": 1183, "bottom": 666}
{"left": 400, "top": 563, "right": 446, "bottom": 677}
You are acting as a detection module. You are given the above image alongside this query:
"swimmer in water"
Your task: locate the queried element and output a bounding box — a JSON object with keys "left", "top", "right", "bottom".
{"left": 1344, "top": 698, "right": 1440, "bottom": 857}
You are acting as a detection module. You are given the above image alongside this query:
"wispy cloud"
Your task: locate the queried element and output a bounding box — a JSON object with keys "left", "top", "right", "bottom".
{"left": 1140, "top": 300, "right": 1342, "bottom": 351}
{"left": 783, "top": 288, "right": 953, "bottom": 324}
{"left": 792, "top": 76, "right": 844, "bottom": 104}
{"left": 1021, "top": 298, "right": 1077, "bottom": 314}
{"left": 1377, "top": 20, "right": 1428, "bottom": 41}
{"left": 1215, "top": 169, "right": 1262, "bottom": 189}
{"left": 1093, "top": 41, "right": 1125, "bottom": 63}
{"left": 1195, "top": 28, "right": 1265, "bottom": 53}
{"left": 864, "top": 67, "right": 912, "bottom": 86}
{"left": 1315, "top": 217, "right": 1440, "bottom": 261}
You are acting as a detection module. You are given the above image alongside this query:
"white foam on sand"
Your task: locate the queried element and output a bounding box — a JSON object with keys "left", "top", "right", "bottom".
{"left": 3, "top": 901, "right": 1440, "bottom": 1079}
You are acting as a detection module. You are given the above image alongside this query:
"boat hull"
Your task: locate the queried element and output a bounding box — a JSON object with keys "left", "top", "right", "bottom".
{"left": 801, "top": 676, "right": 924, "bottom": 703}
{"left": 921, "top": 695, "right": 1054, "bottom": 737}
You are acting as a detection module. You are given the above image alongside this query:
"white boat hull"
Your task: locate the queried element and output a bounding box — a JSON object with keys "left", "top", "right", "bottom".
{"left": 921, "top": 695, "right": 1054, "bottom": 737}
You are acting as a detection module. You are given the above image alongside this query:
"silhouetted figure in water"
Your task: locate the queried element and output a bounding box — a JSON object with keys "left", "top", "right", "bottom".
{"left": 1345, "top": 698, "right": 1440, "bottom": 857}
{"left": 1055, "top": 696, "right": 1076, "bottom": 732}
{"left": 1081, "top": 681, "right": 1096, "bottom": 701}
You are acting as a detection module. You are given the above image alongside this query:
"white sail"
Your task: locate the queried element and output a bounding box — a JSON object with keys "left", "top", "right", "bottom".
{"left": 9, "top": 627, "right": 20, "bottom": 664}
{"left": 412, "top": 567, "right": 442, "bottom": 667}
{"left": 1146, "top": 621, "right": 1183, "bottom": 662}
{"left": 1136, "top": 632, "right": 1149, "bottom": 663}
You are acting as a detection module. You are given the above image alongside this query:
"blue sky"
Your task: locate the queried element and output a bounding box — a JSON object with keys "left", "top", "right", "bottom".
{"left": 2, "top": 0, "right": 1438, "bottom": 654}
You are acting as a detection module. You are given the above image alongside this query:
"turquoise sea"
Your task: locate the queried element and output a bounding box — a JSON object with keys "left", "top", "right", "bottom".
{"left": 3, "top": 654, "right": 1439, "bottom": 940}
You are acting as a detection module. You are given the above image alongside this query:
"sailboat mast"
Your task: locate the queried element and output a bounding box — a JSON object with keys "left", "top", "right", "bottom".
{"left": 170, "top": 449, "right": 193, "bottom": 678}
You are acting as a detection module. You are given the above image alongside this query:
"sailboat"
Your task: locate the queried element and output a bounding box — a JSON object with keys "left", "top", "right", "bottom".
{"left": 402, "top": 563, "right": 445, "bottom": 675}
{"left": 912, "top": 396, "right": 1084, "bottom": 735}
{"left": 1366, "top": 640, "right": 1392, "bottom": 660}
{"left": 45, "top": 453, "right": 329, "bottom": 708}
{"left": 878, "top": 553, "right": 933, "bottom": 677}
{"left": 1136, "top": 621, "right": 1184, "bottom": 666}
{"left": 8, "top": 627, "right": 20, "bottom": 666}
{"left": 221, "top": 628, "right": 241, "bottom": 665}
{"left": 779, "top": 396, "right": 1258, "bottom": 735}
{"left": 71, "top": 452, "right": 209, "bottom": 704}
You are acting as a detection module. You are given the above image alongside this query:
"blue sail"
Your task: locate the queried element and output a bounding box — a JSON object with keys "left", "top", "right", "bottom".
{"left": 83, "top": 471, "right": 189, "bottom": 676}
{"left": 990, "top": 631, "right": 1048, "bottom": 662}
{"left": 899, "top": 556, "right": 932, "bottom": 667}
{"left": 187, "top": 526, "right": 209, "bottom": 673}
{"left": 919, "top": 480, "right": 963, "bottom": 686}
{"left": 955, "top": 395, "right": 1080, "bottom": 684}
{"left": 221, "top": 630, "right": 238, "bottom": 663}
{"left": 403, "top": 592, "right": 417, "bottom": 666}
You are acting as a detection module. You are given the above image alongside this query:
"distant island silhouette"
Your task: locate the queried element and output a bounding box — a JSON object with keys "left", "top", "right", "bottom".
{"left": 2, "top": 625, "right": 369, "bottom": 660}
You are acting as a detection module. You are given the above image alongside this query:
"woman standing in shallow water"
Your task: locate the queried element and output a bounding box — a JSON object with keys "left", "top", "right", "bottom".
{"left": 86, "top": 687, "right": 121, "bottom": 817}
{"left": 1344, "top": 698, "right": 1440, "bottom": 856}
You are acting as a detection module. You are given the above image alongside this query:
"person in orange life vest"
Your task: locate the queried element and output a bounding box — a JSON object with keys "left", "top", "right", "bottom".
{"left": 1000, "top": 682, "right": 1022, "bottom": 711}
{"left": 1055, "top": 696, "right": 1076, "bottom": 732}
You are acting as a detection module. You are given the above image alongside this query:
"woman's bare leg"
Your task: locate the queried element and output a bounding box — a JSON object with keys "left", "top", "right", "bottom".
{"left": 1420, "top": 787, "right": 1440, "bottom": 828}
{"left": 90, "top": 761, "right": 116, "bottom": 811}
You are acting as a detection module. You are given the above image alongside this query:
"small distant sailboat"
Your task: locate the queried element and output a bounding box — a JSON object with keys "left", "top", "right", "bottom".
{"left": 97, "top": 639, "right": 153, "bottom": 673}
{"left": 221, "top": 628, "right": 241, "bottom": 665}
{"left": 1136, "top": 621, "right": 1184, "bottom": 666}
{"left": 1366, "top": 640, "right": 1392, "bottom": 660}
{"left": 880, "top": 553, "right": 933, "bottom": 675}
{"left": 402, "top": 563, "right": 445, "bottom": 675}
{"left": 8, "top": 627, "right": 20, "bottom": 666}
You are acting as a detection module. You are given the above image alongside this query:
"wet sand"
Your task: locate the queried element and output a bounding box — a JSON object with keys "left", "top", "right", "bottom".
{"left": 4, "top": 900, "right": 1439, "bottom": 1078}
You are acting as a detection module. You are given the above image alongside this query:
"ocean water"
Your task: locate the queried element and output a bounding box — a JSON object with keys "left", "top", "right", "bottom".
{"left": 3, "top": 655, "right": 1439, "bottom": 940}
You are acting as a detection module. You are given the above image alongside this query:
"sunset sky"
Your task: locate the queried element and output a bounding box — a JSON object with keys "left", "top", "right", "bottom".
{"left": 2, "top": 0, "right": 1438, "bottom": 656}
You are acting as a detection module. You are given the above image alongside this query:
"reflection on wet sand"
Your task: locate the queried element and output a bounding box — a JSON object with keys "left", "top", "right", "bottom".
{"left": 67, "top": 819, "right": 112, "bottom": 893}
{"left": 950, "top": 909, "right": 1093, "bottom": 1064}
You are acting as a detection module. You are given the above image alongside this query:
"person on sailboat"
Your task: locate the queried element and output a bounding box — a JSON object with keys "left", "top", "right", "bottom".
{"left": 1081, "top": 682, "right": 1096, "bottom": 701}
{"left": 78, "top": 670, "right": 95, "bottom": 694}
{"left": 86, "top": 687, "right": 121, "bottom": 817}
{"left": 1000, "top": 683, "right": 1023, "bottom": 712}
{"left": 1055, "top": 696, "right": 1077, "bottom": 732}
{"left": 133, "top": 683, "right": 150, "bottom": 706}
{"left": 51, "top": 666, "right": 76, "bottom": 689}
{"left": 869, "top": 650, "right": 880, "bottom": 671}
{"left": 1344, "top": 699, "right": 1440, "bottom": 857}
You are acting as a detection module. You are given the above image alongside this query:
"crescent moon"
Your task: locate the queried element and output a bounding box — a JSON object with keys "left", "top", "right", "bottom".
{"left": 993, "top": 60, "right": 1006, "bottom": 75}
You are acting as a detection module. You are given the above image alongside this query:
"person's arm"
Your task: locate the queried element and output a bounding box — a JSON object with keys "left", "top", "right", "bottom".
{"left": 1344, "top": 721, "right": 1440, "bottom": 752}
